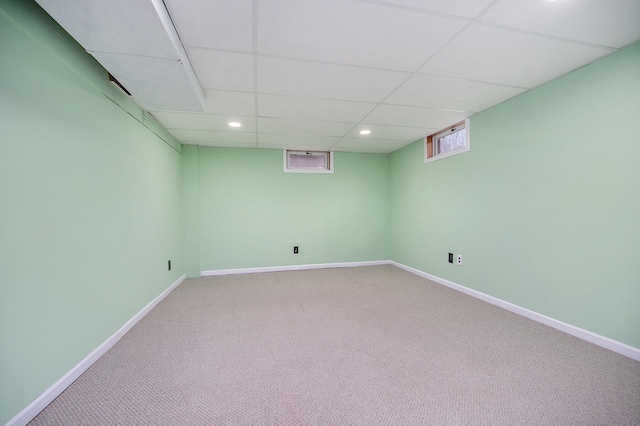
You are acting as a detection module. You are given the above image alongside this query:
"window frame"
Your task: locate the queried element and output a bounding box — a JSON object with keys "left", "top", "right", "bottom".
{"left": 283, "top": 150, "right": 334, "bottom": 174}
{"left": 424, "top": 118, "right": 471, "bottom": 164}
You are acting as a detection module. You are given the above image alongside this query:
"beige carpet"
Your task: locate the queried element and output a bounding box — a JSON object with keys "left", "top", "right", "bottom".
{"left": 30, "top": 265, "right": 640, "bottom": 425}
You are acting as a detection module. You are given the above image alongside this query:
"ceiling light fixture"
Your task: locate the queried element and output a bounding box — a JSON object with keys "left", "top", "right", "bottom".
{"left": 228, "top": 122, "right": 242, "bottom": 128}
{"left": 359, "top": 130, "right": 371, "bottom": 135}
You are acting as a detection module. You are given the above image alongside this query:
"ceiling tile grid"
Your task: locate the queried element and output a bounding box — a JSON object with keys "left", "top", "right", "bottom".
{"left": 384, "top": 74, "right": 528, "bottom": 112}
{"left": 478, "top": 0, "right": 640, "bottom": 49}
{"left": 38, "top": 0, "right": 638, "bottom": 153}
{"left": 362, "top": 105, "right": 470, "bottom": 130}
{"left": 256, "top": 56, "right": 411, "bottom": 103}
{"left": 163, "top": 0, "right": 255, "bottom": 52}
{"left": 344, "top": 124, "right": 438, "bottom": 141}
{"left": 151, "top": 112, "right": 257, "bottom": 132}
{"left": 256, "top": 94, "right": 377, "bottom": 124}
{"left": 417, "top": 24, "right": 614, "bottom": 88}
{"left": 258, "top": 134, "right": 340, "bottom": 151}
{"left": 169, "top": 129, "right": 257, "bottom": 146}
{"left": 188, "top": 49, "right": 255, "bottom": 92}
{"left": 258, "top": 118, "right": 355, "bottom": 137}
{"left": 364, "top": 0, "right": 497, "bottom": 19}
{"left": 201, "top": 90, "right": 256, "bottom": 116}
{"left": 255, "top": 0, "right": 469, "bottom": 72}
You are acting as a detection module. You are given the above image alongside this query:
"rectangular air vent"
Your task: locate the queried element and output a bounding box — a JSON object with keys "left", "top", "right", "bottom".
{"left": 108, "top": 72, "right": 131, "bottom": 96}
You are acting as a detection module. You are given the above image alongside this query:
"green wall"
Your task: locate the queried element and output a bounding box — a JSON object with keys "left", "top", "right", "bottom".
{"left": 2, "top": 0, "right": 639, "bottom": 423}
{"left": 184, "top": 146, "right": 390, "bottom": 275}
{"left": 390, "top": 42, "right": 640, "bottom": 349}
{"left": 0, "top": 1, "right": 184, "bottom": 423}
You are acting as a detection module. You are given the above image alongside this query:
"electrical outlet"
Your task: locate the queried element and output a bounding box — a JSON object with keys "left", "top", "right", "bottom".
{"left": 168, "top": 260, "right": 171, "bottom": 271}
{"left": 293, "top": 246, "right": 299, "bottom": 254}
{"left": 448, "top": 253, "right": 453, "bottom": 263}
{"left": 456, "top": 254, "right": 462, "bottom": 266}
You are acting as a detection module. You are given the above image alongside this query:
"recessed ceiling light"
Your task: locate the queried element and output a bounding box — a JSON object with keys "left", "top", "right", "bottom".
{"left": 359, "top": 130, "right": 371, "bottom": 135}
{"left": 228, "top": 121, "right": 241, "bottom": 128}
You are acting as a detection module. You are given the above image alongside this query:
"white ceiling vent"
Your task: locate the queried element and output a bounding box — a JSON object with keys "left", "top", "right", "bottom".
{"left": 108, "top": 73, "right": 131, "bottom": 96}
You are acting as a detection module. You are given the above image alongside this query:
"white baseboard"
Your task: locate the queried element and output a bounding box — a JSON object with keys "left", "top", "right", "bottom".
{"left": 9, "top": 262, "right": 639, "bottom": 425}
{"left": 201, "top": 260, "right": 389, "bottom": 276}
{"left": 390, "top": 261, "right": 640, "bottom": 362}
{"left": 204, "top": 259, "right": 640, "bottom": 361}
{"left": 6, "top": 274, "right": 187, "bottom": 426}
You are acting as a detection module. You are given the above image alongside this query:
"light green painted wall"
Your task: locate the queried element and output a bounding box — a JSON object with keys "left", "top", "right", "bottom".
{"left": 182, "top": 145, "right": 201, "bottom": 278}
{"left": 0, "top": 1, "right": 184, "bottom": 423}
{"left": 187, "top": 147, "right": 390, "bottom": 273}
{"left": 2, "top": 0, "right": 639, "bottom": 422}
{"left": 390, "top": 42, "right": 640, "bottom": 349}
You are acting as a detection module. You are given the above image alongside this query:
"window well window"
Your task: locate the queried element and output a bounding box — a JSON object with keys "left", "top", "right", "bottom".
{"left": 425, "top": 118, "right": 470, "bottom": 163}
{"left": 283, "top": 150, "right": 334, "bottom": 173}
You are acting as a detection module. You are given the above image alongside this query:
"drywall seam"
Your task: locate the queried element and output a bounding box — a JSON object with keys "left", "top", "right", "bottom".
{"left": 5, "top": 274, "right": 187, "bottom": 426}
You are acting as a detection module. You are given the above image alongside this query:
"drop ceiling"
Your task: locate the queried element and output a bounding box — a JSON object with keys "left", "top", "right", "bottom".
{"left": 36, "top": 0, "right": 640, "bottom": 153}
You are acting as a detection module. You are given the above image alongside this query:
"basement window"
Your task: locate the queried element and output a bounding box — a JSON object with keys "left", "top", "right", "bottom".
{"left": 283, "top": 150, "right": 334, "bottom": 174}
{"left": 425, "top": 118, "right": 470, "bottom": 163}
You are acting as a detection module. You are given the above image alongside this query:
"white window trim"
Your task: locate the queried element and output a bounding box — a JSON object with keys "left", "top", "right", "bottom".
{"left": 283, "top": 150, "right": 334, "bottom": 174}
{"left": 424, "top": 118, "right": 471, "bottom": 164}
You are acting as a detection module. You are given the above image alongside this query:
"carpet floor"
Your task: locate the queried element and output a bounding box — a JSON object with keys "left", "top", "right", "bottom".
{"left": 30, "top": 265, "right": 640, "bottom": 425}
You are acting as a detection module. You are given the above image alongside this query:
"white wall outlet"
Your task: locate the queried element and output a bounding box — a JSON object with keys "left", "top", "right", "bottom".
{"left": 457, "top": 254, "right": 462, "bottom": 265}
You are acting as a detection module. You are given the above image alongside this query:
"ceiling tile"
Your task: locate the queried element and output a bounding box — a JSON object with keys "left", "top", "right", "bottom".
{"left": 169, "top": 129, "right": 257, "bottom": 145}
{"left": 259, "top": 118, "right": 354, "bottom": 137}
{"left": 91, "top": 53, "right": 204, "bottom": 112}
{"left": 164, "top": 0, "right": 254, "bottom": 52}
{"left": 151, "top": 112, "right": 256, "bottom": 132}
{"left": 202, "top": 90, "right": 255, "bottom": 116}
{"left": 257, "top": 57, "right": 409, "bottom": 102}
{"left": 258, "top": 94, "right": 376, "bottom": 123}
{"left": 257, "top": 0, "right": 467, "bottom": 71}
{"left": 345, "top": 124, "right": 435, "bottom": 141}
{"left": 183, "top": 142, "right": 257, "bottom": 148}
{"left": 258, "top": 134, "right": 339, "bottom": 150}
{"left": 188, "top": 48, "right": 254, "bottom": 91}
{"left": 36, "top": 0, "right": 178, "bottom": 59}
{"left": 363, "top": 105, "right": 469, "bottom": 130}
{"left": 332, "top": 146, "right": 398, "bottom": 154}
{"left": 478, "top": 0, "right": 640, "bottom": 49}
{"left": 385, "top": 74, "right": 527, "bottom": 112}
{"left": 334, "top": 137, "right": 411, "bottom": 152}
{"left": 40, "top": 0, "right": 640, "bottom": 154}
{"left": 418, "top": 24, "right": 612, "bottom": 88}
{"left": 368, "top": 0, "right": 496, "bottom": 19}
